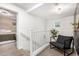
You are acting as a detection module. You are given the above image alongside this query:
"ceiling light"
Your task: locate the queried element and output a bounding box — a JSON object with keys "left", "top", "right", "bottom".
{"left": 0, "top": 9, "right": 14, "bottom": 17}
{"left": 51, "top": 4, "right": 72, "bottom": 15}
{"left": 50, "top": 4, "right": 65, "bottom": 15}
{"left": 54, "top": 6, "right": 63, "bottom": 14}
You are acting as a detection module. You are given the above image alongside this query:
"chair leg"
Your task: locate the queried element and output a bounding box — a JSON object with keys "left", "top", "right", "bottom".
{"left": 66, "top": 48, "right": 74, "bottom": 56}
{"left": 64, "top": 48, "right": 74, "bottom": 56}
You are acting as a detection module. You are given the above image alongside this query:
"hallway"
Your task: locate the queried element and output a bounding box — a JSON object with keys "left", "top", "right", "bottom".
{"left": 0, "top": 42, "right": 30, "bottom": 56}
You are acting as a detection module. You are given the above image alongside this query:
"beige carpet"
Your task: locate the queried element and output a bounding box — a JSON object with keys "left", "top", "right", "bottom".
{"left": 0, "top": 42, "right": 76, "bottom": 56}
{"left": 37, "top": 46, "right": 76, "bottom": 56}
{"left": 0, "top": 42, "right": 30, "bottom": 56}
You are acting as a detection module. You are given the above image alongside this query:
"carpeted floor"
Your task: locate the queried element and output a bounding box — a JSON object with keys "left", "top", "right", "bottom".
{"left": 0, "top": 42, "right": 30, "bottom": 56}
{"left": 37, "top": 46, "right": 77, "bottom": 56}
{"left": 0, "top": 42, "right": 76, "bottom": 56}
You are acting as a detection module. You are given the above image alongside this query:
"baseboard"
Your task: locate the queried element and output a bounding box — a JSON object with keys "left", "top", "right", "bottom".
{"left": 0, "top": 40, "right": 15, "bottom": 45}
{"left": 31, "top": 43, "right": 49, "bottom": 56}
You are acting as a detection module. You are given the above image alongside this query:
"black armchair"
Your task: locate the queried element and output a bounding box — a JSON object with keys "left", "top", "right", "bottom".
{"left": 49, "top": 35, "right": 74, "bottom": 56}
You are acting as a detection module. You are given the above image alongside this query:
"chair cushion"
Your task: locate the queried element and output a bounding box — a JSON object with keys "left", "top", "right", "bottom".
{"left": 56, "top": 35, "right": 73, "bottom": 49}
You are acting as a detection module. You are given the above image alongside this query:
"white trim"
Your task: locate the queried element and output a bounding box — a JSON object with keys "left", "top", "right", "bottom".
{"left": 26, "top": 3, "right": 44, "bottom": 12}
{"left": 0, "top": 40, "right": 15, "bottom": 45}
{"left": 31, "top": 43, "right": 49, "bottom": 56}
{"left": 30, "top": 30, "right": 33, "bottom": 56}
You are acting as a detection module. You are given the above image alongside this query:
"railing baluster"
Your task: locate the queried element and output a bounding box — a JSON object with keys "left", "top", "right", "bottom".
{"left": 30, "top": 30, "right": 50, "bottom": 55}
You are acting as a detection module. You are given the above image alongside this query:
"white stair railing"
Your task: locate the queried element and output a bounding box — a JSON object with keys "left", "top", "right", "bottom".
{"left": 20, "top": 30, "right": 51, "bottom": 56}
{"left": 30, "top": 30, "right": 50, "bottom": 56}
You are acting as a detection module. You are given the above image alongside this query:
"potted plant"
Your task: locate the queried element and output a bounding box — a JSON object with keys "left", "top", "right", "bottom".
{"left": 50, "top": 29, "right": 58, "bottom": 39}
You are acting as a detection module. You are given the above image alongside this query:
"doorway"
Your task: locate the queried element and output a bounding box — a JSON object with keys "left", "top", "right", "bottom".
{"left": 0, "top": 7, "right": 18, "bottom": 55}
{"left": 0, "top": 7, "right": 17, "bottom": 42}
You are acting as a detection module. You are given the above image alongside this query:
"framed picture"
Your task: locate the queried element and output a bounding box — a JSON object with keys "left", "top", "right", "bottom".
{"left": 55, "top": 21, "right": 60, "bottom": 27}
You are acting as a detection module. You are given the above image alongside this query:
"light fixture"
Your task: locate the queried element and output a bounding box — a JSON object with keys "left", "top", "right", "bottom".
{"left": 50, "top": 4, "right": 65, "bottom": 15}
{"left": 0, "top": 9, "right": 13, "bottom": 16}
{"left": 54, "top": 5, "right": 63, "bottom": 14}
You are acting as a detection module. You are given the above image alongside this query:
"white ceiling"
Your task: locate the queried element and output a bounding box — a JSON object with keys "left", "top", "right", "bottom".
{"left": 14, "top": 3, "right": 38, "bottom": 10}
{"left": 13, "top": 3, "right": 77, "bottom": 20}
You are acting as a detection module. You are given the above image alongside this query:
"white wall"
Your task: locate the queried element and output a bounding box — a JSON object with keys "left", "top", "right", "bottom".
{"left": 0, "top": 3, "right": 46, "bottom": 51}
{"left": 47, "top": 16, "right": 74, "bottom": 36}
{"left": 19, "top": 14, "right": 46, "bottom": 51}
